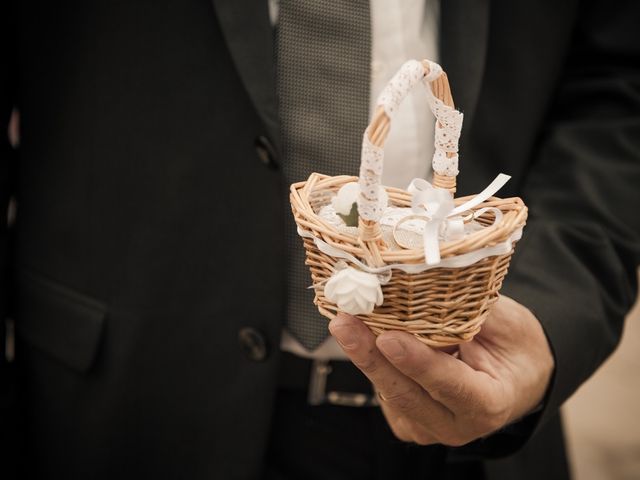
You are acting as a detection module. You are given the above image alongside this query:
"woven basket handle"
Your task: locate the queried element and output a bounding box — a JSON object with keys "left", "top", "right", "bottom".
{"left": 356, "top": 60, "right": 462, "bottom": 266}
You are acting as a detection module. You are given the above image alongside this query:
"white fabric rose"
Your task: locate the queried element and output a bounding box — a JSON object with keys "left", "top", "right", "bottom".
{"left": 324, "top": 266, "right": 384, "bottom": 315}
{"left": 332, "top": 182, "right": 360, "bottom": 215}
{"left": 331, "top": 182, "right": 389, "bottom": 227}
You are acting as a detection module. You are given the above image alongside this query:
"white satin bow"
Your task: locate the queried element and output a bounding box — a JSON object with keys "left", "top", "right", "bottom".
{"left": 406, "top": 174, "right": 512, "bottom": 265}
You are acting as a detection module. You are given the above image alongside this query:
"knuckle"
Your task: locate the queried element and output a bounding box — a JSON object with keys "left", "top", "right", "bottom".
{"left": 401, "top": 420, "right": 435, "bottom": 446}
{"left": 455, "top": 411, "right": 505, "bottom": 440}
{"left": 445, "top": 436, "right": 469, "bottom": 448}
{"left": 412, "top": 431, "right": 434, "bottom": 446}
{"left": 439, "top": 430, "right": 470, "bottom": 448}
{"left": 480, "top": 397, "right": 503, "bottom": 417}
{"left": 486, "top": 418, "right": 504, "bottom": 435}
{"left": 391, "top": 427, "right": 413, "bottom": 443}
{"left": 388, "top": 419, "right": 413, "bottom": 443}
{"left": 433, "top": 422, "right": 475, "bottom": 447}
{"left": 477, "top": 398, "right": 510, "bottom": 431}
{"left": 480, "top": 411, "right": 507, "bottom": 434}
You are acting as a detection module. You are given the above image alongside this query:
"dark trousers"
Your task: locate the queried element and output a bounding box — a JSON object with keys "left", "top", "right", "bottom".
{"left": 265, "top": 387, "right": 486, "bottom": 480}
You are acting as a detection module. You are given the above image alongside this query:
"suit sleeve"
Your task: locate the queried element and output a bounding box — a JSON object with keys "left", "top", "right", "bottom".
{"left": 454, "top": 0, "right": 640, "bottom": 458}
{"left": 1, "top": 1, "right": 19, "bottom": 474}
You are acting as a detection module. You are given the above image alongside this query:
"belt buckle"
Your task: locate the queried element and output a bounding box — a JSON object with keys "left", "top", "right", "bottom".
{"left": 307, "top": 359, "right": 379, "bottom": 407}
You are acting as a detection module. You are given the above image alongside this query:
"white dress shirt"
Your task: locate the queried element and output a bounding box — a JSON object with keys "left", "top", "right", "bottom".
{"left": 275, "top": 0, "right": 440, "bottom": 359}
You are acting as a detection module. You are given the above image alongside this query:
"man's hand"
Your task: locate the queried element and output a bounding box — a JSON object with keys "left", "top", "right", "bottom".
{"left": 328, "top": 295, "right": 554, "bottom": 446}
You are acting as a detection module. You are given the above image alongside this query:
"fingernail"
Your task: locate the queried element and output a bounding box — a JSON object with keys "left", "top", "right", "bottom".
{"left": 378, "top": 337, "right": 406, "bottom": 360}
{"left": 329, "top": 319, "right": 359, "bottom": 349}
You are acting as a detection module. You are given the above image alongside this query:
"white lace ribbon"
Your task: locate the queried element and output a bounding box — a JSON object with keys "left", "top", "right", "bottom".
{"left": 422, "top": 61, "right": 464, "bottom": 177}
{"left": 357, "top": 131, "right": 386, "bottom": 221}
{"left": 376, "top": 60, "right": 425, "bottom": 118}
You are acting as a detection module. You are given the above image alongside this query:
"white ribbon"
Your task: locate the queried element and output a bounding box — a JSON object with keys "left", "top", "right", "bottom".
{"left": 406, "top": 173, "right": 512, "bottom": 265}
{"left": 408, "top": 179, "right": 454, "bottom": 265}
{"left": 297, "top": 226, "right": 522, "bottom": 276}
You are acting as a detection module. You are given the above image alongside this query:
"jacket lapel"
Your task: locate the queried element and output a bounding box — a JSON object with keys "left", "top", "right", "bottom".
{"left": 440, "top": 0, "right": 490, "bottom": 129}
{"left": 211, "top": 0, "right": 279, "bottom": 144}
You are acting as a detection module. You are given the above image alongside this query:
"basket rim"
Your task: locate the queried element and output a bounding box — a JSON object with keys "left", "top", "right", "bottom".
{"left": 290, "top": 172, "right": 528, "bottom": 265}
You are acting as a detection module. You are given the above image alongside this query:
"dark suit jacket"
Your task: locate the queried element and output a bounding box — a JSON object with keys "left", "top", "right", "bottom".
{"left": 1, "top": 0, "right": 638, "bottom": 479}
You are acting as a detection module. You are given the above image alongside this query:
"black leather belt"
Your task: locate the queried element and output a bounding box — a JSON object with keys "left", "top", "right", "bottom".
{"left": 278, "top": 351, "right": 378, "bottom": 407}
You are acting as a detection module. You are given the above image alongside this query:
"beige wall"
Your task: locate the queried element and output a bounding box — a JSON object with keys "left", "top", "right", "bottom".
{"left": 563, "top": 275, "right": 640, "bottom": 479}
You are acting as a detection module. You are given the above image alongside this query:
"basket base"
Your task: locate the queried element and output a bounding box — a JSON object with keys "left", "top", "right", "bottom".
{"left": 317, "top": 303, "right": 492, "bottom": 348}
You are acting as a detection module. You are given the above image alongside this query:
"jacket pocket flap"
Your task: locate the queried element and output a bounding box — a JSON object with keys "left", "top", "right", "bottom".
{"left": 16, "top": 270, "right": 107, "bottom": 373}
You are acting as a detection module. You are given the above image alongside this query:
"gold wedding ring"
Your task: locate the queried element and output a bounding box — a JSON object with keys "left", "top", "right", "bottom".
{"left": 392, "top": 214, "right": 430, "bottom": 250}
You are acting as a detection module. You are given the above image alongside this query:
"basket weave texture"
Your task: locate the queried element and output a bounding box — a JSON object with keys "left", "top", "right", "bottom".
{"left": 290, "top": 60, "right": 527, "bottom": 347}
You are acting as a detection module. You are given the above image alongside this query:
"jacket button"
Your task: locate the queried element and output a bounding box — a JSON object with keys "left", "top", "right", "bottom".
{"left": 254, "top": 135, "right": 278, "bottom": 169}
{"left": 238, "top": 327, "right": 269, "bottom": 362}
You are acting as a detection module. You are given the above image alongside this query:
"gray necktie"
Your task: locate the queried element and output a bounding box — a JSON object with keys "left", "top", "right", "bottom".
{"left": 277, "top": 0, "right": 371, "bottom": 350}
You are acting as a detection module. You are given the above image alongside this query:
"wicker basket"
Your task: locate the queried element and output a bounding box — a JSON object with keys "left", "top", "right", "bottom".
{"left": 290, "top": 59, "right": 527, "bottom": 347}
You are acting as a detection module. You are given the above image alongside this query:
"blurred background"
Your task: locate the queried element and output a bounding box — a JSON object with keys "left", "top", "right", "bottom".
{"left": 563, "top": 274, "right": 640, "bottom": 479}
